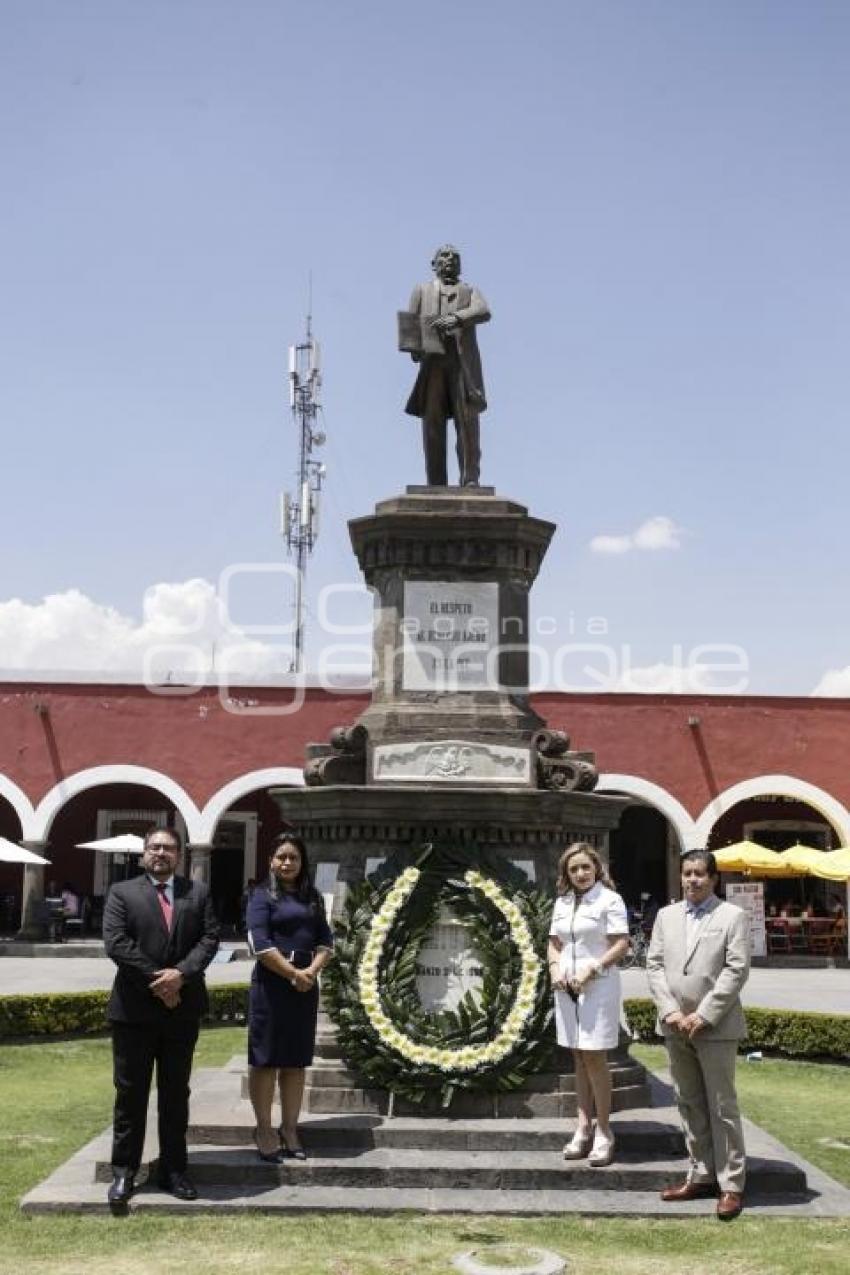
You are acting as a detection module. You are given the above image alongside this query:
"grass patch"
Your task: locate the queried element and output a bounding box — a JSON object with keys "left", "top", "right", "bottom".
{"left": 632, "top": 1042, "right": 850, "bottom": 1188}
{"left": 0, "top": 1031, "right": 847, "bottom": 1274}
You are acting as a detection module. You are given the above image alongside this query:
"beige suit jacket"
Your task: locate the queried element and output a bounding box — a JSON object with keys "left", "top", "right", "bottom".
{"left": 646, "top": 896, "right": 750, "bottom": 1040}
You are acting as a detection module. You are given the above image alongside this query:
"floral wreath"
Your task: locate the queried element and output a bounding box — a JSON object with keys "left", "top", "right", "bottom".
{"left": 322, "top": 843, "right": 554, "bottom": 1106}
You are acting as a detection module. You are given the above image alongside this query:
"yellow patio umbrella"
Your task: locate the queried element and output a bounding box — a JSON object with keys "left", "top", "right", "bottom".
{"left": 777, "top": 843, "right": 830, "bottom": 876}
{"left": 806, "top": 846, "right": 850, "bottom": 882}
{"left": 713, "top": 841, "right": 795, "bottom": 877}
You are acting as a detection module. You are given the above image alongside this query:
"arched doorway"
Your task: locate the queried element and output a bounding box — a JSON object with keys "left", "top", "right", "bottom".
{"left": 199, "top": 769, "right": 304, "bottom": 936}
{"left": 40, "top": 783, "right": 184, "bottom": 930}
{"left": 0, "top": 792, "right": 25, "bottom": 931}
{"left": 706, "top": 793, "right": 846, "bottom": 919}
{"left": 608, "top": 802, "right": 673, "bottom": 919}
{"left": 598, "top": 774, "right": 693, "bottom": 916}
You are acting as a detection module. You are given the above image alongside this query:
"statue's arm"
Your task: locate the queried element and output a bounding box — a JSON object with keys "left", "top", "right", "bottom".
{"left": 408, "top": 284, "right": 423, "bottom": 314}
{"left": 453, "top": 286, "right": 490, "bottom": 327}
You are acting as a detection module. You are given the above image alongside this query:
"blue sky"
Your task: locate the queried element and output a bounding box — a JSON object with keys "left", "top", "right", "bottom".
{"left": 2, "top": 1, "right": 849, "bottom": 693}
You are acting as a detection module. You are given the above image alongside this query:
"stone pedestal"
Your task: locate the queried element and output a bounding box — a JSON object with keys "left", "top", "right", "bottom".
{"left": 348, "top": 487, "right": 554, "bottom": 751}
{"left": 305, "top": 489, "right": 597, "bottom": 801}
{"left": 273, "top": 785, "right": 627, "bottom": 895}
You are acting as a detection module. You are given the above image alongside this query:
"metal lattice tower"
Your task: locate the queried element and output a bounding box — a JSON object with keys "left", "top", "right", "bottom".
{"left": 280, "top": 315, "right": 326, "bottom": 673}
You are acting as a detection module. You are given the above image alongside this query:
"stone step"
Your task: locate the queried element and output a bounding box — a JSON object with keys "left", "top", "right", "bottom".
{"left": 91, "top": 1145, "right": 807, "bottom": 1196}
{"left": 23, "top": 1070, "right": 849, "bottom": 1219}
{"left": 313, "top": 1035, "right": 342, "bottom": 1060}
{"left": 302, "top": 1061, "right": 648, "bottom": 1093}
{"left": 187, "top": 1113, "right": 686, "bottom": 1156}
{"left": 238, "top": 1060, "right": 645, "bottom": 1096}
{"left": 303, "top": 1081, "right": 651, "bottom": 1118}
{"left": 22, "top": 1181, "right": 833, "bottom": 1219}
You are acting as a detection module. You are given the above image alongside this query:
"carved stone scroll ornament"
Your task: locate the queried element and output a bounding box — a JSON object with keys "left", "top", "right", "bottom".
{"left": 532, "top": 728, "right": 598, "bottom": 793}
{"left": 304, "top": 724, "right": 368, "bottom": 787}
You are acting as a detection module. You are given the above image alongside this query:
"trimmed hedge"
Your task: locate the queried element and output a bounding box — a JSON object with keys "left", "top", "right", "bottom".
{"left": 0, "top": 983, "right": 249, "bottom": 1042}
{"left": 624, "top": 997, "right": 850, "bottom": 1061}
{"left": 1, "top": 988, "right": 847, "bottom": 1061}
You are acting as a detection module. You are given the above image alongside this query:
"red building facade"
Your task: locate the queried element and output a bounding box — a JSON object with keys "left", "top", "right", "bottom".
{"left": 1, "top": 680, "right": 848, "bottom": 933}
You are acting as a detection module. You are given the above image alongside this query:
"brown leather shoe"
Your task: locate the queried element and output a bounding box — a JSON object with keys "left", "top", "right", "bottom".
{"left": 716, "top": 1191, "right": 744, "bottom": 1220}
{"left": 660, "top": 1179, "right": 718, "bottom": 1202}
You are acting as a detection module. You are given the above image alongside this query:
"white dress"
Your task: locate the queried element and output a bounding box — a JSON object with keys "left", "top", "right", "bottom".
{"left": 550, "top": 882, "right": 628, "bottom": 1050}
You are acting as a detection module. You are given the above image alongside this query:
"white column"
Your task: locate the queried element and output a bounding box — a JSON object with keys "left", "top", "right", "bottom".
{"left": 666, "top": 823, "right": 681, "bottom": 903}
{"left": 187, "top": 843, "right": 213, "bottom": 886}
{"left": 17, "top": 846, "right": 49, "bottom": 940}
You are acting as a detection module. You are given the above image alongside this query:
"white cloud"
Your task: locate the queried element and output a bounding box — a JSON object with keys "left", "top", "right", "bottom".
{"left": 0, "top": 581, "right": 291, "bottom": 679}
{"left": 590, "top": 515, "right": 683, "bottom": 555}
{"left": 811, "top": 667, "right": 850, "bottom": 697}
{"left": 588, "top": 533, "right": 632, "bottom": 555}
{"left": 608, "top": 662, "right": 738, "bottom": 694}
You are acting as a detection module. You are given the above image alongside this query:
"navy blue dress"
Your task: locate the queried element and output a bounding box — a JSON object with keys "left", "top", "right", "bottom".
{"left": 247, "top": 887, "right": 333, "bottom": 1068}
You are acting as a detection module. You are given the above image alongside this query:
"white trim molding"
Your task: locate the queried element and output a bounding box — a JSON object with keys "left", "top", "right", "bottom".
{"left": 597, "top": 773, "right": 695, "bottom": 851}
{"left": 32, "top": 765, "right": 203, "bottom": 843}
{"left": 0, "top": 775, "right": 37, "bottom": 841}
{"left": 197, "top": 767, "right": 304, "bottom": 844}
{"left": 694, "top": 774, "right": 850, "bottom": 850}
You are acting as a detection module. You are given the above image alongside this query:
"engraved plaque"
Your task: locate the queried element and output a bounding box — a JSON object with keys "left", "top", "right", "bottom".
{"left": 402, "top": 581, "right": 499, "bottom": 692}
{"left": 373, "top": 738, "right": 533, "bottom": 786}
{"left": 415, "top": 907, "right": 484, "bottom": 1012}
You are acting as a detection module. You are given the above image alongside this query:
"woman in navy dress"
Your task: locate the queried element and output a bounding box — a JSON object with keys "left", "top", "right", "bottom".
{"left": 246, "top": 834, "right": 333, "bottom": 1162}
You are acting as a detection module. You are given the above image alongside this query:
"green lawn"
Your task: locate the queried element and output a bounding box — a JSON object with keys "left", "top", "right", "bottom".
{"left": 0, "top": 1029, "right": 848, "bottom": 1275}
{"left": 632, "top": 1043, "right": 850, "bottom": 1189}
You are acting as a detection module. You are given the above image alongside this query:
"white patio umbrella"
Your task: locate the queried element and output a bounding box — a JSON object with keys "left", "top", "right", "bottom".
{"left": 0, "top": 836, "right": 51, "bottom": 865}
{"left": 75, "top": 834, "right": 145, "bottom": 854}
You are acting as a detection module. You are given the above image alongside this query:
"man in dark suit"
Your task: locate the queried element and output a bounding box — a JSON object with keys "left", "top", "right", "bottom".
{"left": 103, "top": 826, "right": 219, "bottom": 1209}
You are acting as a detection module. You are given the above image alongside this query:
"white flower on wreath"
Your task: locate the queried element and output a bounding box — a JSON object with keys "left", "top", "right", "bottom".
{"left": 354, "top": 866, "right": 542, "bottom": 1073}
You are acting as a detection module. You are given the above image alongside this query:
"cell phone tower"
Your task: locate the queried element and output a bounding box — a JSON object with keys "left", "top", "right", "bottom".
{"left": 280, "top": 314, "right": 326, "bottom": 674}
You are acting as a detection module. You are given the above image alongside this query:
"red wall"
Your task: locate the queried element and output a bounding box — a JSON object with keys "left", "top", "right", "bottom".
{"left": 532, "top": 693, "right": 850, "bottom": 817}
{"left": 2, "top": 683, "right": 849, "bottom": 921}
{"left": 1, "top": 683, "right": 849, "bottom": 817}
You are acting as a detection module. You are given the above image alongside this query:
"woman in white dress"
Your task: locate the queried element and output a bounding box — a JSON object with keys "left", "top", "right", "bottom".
{"left": 548, "top": 842, "right": 630, "bottom": 1166}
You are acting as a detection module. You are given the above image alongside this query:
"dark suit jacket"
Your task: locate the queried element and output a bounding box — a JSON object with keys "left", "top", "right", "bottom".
{"left": 103, "top": 874, "right": 220, "bottom": 1025}
{"left": 405, "top": 279, "right": 490, "bottom": 417}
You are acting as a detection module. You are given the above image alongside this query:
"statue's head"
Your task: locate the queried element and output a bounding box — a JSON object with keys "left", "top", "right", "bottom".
{"left": 431, "top": 244, "right": 461, "bottom": 282}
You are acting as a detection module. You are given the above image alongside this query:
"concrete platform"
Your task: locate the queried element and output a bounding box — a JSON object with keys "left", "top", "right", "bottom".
{"left": 20, "top": 1059, "right": 850, "bottom": 1217}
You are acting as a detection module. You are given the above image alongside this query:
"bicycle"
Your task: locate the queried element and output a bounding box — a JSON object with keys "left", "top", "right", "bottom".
{"left": 619, "top": 924, "right": 649, "bottom": 969}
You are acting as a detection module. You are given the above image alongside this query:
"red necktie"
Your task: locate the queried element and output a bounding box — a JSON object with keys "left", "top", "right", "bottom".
{"left": 156, "top": 882, "right": 173, "bottom": 931}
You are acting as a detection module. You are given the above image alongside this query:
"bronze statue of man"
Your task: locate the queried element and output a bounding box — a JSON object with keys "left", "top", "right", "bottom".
{"left": 401, "top": 245, "right": 490, "bottom": 487}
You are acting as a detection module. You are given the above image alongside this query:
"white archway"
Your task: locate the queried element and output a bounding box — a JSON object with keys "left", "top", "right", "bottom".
{"left": 0, "top": 775, "right": 36, "bottom": 841}
{"left": 32, "top": 765, "right": 203, "bottom": 843}
{"left": 694, "top": 774, "right": 850, "bottom": 850}
{"left": 598, "top": 773, "right": 695, "bottom": 851}
{"left": 197, "top": 767, "right": 304, "bottom": 844}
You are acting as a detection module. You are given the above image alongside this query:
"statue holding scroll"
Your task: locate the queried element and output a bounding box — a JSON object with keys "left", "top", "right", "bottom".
{"left": 399, "top": 245, "right": 490, "bottom": 488}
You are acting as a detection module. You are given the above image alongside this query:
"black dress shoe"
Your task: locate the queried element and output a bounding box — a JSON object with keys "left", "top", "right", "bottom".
{"left": 156, "top": 1170, "right": 198, "bottom": 1201}
{"left": 253, "top": 1128, "right": 285, "bottom": 1164}
{"left": 107, "top": 1171, "right": 135, "bottom": 1209}
{"left": 278, "top": 1127, "right": 308, "bottom": 1160}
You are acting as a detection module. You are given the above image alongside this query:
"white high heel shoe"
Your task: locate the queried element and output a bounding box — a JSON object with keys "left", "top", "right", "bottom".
{"left": 562, "top": 1128, "right": 594, "bottom": 1160}
{"left": 588, "top": 1130, "right": 615, "bottom": 1167}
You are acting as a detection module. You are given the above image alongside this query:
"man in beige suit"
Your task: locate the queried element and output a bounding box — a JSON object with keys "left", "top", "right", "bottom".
{"left": 647, "top": 849, "right": 750, "bottom": 1220}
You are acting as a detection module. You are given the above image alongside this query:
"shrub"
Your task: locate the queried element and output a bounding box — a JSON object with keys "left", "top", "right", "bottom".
{"left": 1, "top": 988, "right": 847, "bottom": 1061}
{"left": 623, "top": 997, "right": 850, "bottom": 1060}
{"left": 0, "top": 984, "right": 249, "bottom": 1042}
